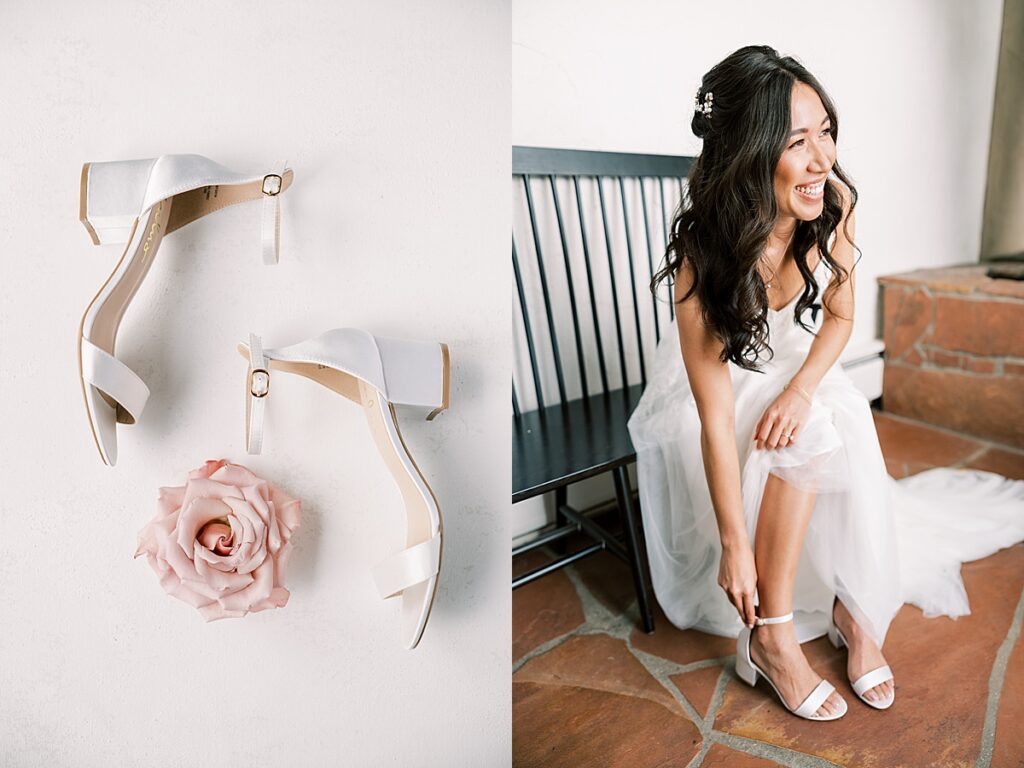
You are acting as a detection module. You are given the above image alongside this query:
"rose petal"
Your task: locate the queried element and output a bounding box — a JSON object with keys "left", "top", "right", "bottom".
{"left": 218, "top": 560, "right": 274, "bottom": 612}
{"left": 240, "top": 483, "right": 274, "bottom": 525}
{"left": 223, "top": 497, "right": 264, "bottom": 543}
{"left": 193, "top": 545, "right": 238, "bottom": 571}
{"left": 209, "top": 462, "right": 261, "bottom": 488}
{"left": 149, "top": 511, "right": 182, "bottom": 562}
{"left": 197, "top": 521, "right": 234, "bottom": 555}
{"left": 270, "top": 487, "right": 301, "bottom": 532}
{"left": 150, "top": 560, "right": 217, "bottom": 608}
{"left": 192, "top": 547, "right": 255, "bottom": 592}
{"left": 273, "top": 541, "right": 294, "bottom": 585}
{"left": 226, "top": 515, "right": 244, "bottom": 548}
{"left": 156, "top": 485, "right": 185, "bottom": 518}
{"left": 199, "top": 602, "right": 249, "bottom": 621}
{"left": 250, "top": 491, "right": 282, "bottom": 553}
{"left": 251, "top": 586, "right": 290, "bottom": 612}
{"left": 157, "top": 532, "right": 220, "bottom": 599}
{"left": 136, "top": 502, "right": 181, "bottom": 557}
{"left": 176, "top": 497, "right": 233, "bottom": 554}
{"left": 188, "top": 460, "right": 227, "bottom": 481}
{"left": 223, "top": 497, "right": 269, "bottom": 574}
{"left": 181, "top": 477, "right": 244, "bottom": 513}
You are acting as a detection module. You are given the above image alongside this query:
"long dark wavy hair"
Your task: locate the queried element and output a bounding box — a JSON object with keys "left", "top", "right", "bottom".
{"left": 651, "top": 45, "right": 859, "bottom": 370}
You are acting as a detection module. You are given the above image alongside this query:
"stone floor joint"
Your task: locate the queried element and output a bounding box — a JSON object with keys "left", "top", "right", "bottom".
{"left": 562, "top": 562, "right": 627, "bottom": 633}
{"left": 711, "top": 731, "right": 845, "bottom": 767}
{"left": 974, "top": 580, "right": 1024, "bottom": 768}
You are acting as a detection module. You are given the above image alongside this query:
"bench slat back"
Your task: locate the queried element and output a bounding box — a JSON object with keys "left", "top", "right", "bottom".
{"left": 513, "top": 147, "right": 694, "bottom": 413}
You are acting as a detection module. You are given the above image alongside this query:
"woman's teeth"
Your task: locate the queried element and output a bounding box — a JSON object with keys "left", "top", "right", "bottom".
{"left": 796, "top": 181, "right": 824, "bottom": 198}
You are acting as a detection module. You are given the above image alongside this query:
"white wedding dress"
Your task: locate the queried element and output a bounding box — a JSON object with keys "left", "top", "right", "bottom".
{"left": 627, "top": 257, "right": 1024, "bottom": 648}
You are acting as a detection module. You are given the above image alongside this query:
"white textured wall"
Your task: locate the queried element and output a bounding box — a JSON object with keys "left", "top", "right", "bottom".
{"left": 0, "top": 2, "right": 510, "bottom": 766}
{"left": 511, "top": 0, "right": 1004, "bottom": 538}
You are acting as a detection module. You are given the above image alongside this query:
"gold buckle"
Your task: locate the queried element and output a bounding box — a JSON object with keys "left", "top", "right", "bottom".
{"left": 249, "top": 368, "right": 270, "bottom": 398}
{"left": 262, "top": 174, "right": 282, "bottom": 196}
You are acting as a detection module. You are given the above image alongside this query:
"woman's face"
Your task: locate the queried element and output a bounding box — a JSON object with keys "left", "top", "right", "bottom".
{"left": 773, "top": 81, "right": 836, "bottom": 221}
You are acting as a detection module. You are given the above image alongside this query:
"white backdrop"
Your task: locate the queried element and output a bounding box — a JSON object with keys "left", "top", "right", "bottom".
{"left": 0, "top": 2, "right": 510, "bottom": 766}
{"left": 511, "top": 0, "right": 1004, "bottom": 538}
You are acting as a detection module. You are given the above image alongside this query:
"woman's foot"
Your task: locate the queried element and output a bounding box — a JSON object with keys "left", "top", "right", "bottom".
{"left": 748, "top": 619, "right": 846, "bottom": 717}
{"left": 833, "top": 598, "right": 894, "bottom": 704}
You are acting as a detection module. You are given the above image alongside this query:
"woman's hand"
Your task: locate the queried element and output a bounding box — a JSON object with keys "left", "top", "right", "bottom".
{"left": 753, "top": 385, "right": 811, "bottom": 450}
{"left": 718, "top": 540, "right": 758, "bottom": 628}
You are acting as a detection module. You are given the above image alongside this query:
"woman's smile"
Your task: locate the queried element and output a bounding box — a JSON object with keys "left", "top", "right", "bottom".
{"left": 795, "top": 178, "right": 826, "bottom": 200}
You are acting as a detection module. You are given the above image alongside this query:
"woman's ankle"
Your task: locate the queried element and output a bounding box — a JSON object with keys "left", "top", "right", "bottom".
{"left": 833, "top": 600, "right": 867, "bottom": 642}
{"left": 752, "top": 621, "right": 797, "bottom": 651}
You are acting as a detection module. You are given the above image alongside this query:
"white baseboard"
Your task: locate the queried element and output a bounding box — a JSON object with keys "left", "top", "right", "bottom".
{"left": 840, "top": 337, "right": 885, "bottom": 401}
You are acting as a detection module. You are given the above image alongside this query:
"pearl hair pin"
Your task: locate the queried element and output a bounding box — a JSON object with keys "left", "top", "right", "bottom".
{"left": 694, "top": 90, "right": 713, "bottom": 118}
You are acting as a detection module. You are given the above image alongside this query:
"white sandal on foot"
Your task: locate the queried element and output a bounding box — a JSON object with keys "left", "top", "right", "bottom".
{"left": 239, "top": 329, "right": 450, "bottom": 649}
{"left": 735, "top": 611, "right": 848, "bottom": 721}
{"left": 827, "top": 597, "right": 895, "bottom": 709}
{"left": 78, "top": 154, "right": 293, "bottom": 465}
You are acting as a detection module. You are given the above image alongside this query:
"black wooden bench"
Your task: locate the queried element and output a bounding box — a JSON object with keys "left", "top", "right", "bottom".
{"left": 511, "top": 146, "right": 695, "bottom": 634}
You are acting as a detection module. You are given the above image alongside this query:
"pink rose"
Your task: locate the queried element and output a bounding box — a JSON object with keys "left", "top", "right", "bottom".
{"left": 135, "top": 460, "right": 302, "bottom": 621}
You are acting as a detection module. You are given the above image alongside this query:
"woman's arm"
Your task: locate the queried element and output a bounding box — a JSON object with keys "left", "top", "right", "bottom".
{"left": 674, "top": 263, "right": 758, "bottom": 628}
{"left": 753, "top": 181, "right": 857, "bottom": 450}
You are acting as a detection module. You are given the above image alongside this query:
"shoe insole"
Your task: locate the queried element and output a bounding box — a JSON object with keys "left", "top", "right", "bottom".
{"left": 164, "top": 170, "right": 293, "bottom": 236}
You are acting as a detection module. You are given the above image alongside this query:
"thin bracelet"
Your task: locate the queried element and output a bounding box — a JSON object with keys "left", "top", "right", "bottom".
{"left": 785, "top": 381, "right": 813, "bottom": 404}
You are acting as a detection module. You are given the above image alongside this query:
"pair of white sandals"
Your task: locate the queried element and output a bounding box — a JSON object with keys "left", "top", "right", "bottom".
{"left": 77, "top": 155, "right": 449, "bottom": 649}
{"left": 735, "top": 600, "right": 895, "bottom": 720}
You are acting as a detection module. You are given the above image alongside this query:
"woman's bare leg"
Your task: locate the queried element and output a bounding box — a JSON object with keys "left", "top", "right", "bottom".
{"left": 832, "top": 598, "right": 894, "bottom": 703}
{"left": 747, "top": 473, "right": 845, "bottom": 716}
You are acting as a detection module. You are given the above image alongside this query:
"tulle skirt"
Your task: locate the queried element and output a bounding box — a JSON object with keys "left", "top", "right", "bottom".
{"left": 627, "top": 318, "right": 1024, "bottom": 648}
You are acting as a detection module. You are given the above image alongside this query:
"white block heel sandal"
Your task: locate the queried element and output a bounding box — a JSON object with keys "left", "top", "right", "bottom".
{"left": 78, "top": 154, "right": 293, "bottom": 466}
{"left": 238, "top": 329, "right": 450, "bottom": 649}
{"left": 827, "top": 597, "right": 895, "bottom": 709}
{"left": 735, "top": 612, "right": 848, "bottom": 721}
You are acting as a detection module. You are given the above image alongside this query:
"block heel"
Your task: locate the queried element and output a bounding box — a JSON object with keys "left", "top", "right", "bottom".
{"left": 374, "top": 335, "right": 451, "bottom": 419}
{"left": 734, "top": 626, "right": 759, "bottom": 686}
{"left": 79, "top": 159, "right": 156, "bottom": 245}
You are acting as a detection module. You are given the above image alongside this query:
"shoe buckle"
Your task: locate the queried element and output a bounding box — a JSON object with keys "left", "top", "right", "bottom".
{"left": 262, "top": 174, "right": 283, "bottom": 196}
{"left": 250, "top": 368, "right": 270, "bottom": 398}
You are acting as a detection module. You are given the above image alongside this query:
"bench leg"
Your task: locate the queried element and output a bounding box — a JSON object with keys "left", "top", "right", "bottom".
{"left": 613, "top": 466, "right": 654, "bottom": 634}
{"left": 553, "top": 486, "right": 569, "bottom": 555}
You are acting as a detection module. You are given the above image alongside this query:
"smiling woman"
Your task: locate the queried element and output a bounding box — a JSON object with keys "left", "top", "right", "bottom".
{"left": 652, "top": 46, "right": 858, "bottom": 372}
{"left": 629, "top": 44, "right": 1024, "bottom": 723}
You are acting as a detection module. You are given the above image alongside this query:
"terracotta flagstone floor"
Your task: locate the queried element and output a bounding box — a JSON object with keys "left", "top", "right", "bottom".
{"left": 513, "top": 411, "right": 1024, "bottom": 768}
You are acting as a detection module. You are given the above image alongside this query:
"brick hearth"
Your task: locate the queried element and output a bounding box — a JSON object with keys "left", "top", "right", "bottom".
{"left": 879, "top": 264, "right": 1024, "bottom": 449}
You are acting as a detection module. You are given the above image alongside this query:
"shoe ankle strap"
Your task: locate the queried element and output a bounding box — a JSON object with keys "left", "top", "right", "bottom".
{"left": 246, "top": 333, "right": 270, "bottom": 454}
{"left": 754, "top": 612, "right": 794, "bottom": 626}
{"left": 261, "top": 167, "right": 285, "bottom": 265}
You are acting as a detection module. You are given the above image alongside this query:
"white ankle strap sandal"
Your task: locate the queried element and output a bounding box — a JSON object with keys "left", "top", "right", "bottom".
{"left": 239, "top": 328, "right": 450, "bottom": 649}
{"left": 735, "top": 611, "right": 848, "bottom": 721}
{"left": 78, "top": 154, "right": 293, "bottom": 466}
{"left": 828, "top": 598, "right": 896, "bottom": 709}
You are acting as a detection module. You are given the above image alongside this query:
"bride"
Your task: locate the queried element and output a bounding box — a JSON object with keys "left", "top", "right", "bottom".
{"left": 627, "top": 45, "right": 1024, "bottom": 721}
